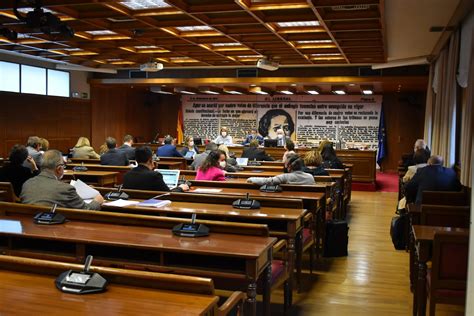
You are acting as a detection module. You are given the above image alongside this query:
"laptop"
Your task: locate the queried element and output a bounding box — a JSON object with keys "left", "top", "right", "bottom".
{"left": 236, "top": 157, "right": 249, "bottom": 166}
{"left": 184, "top": 151, "right": 194, "bottom": 159}
{"left": 154, "top": 169, "right": 181, "bottom": 190}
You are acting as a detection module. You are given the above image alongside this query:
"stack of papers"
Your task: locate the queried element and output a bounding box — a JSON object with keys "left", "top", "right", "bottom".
{"left": 192, "top": 188, "right": 223, "bottom": 193}
{"left": 136, "top": 199, "right": 172, "bottom": 208}
{"left": 103, "top": 199, "right": 140, "bottom": 207}
{"left": 70, "top": 179, "right": 100, "bottom": 200}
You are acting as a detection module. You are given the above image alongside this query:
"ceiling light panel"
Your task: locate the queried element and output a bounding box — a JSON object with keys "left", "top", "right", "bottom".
{"left": 85, "top": 30, "right": 117, "bottom": 35}
{"left": 277, "top": 21, "right": 320, "bottom": 27}
{"left": 120, "top": 0, "right": 171, "bottom": 10}
{"left": 176, "top": 26, "right": 213, "bottom": 32}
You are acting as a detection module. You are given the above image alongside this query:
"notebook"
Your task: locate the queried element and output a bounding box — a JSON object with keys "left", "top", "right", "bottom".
{"left": 154, "top": 169, "right": 180, "bottom": 189}
{"left": 236, "top": 157, "right": 249, "bottom": 166}
{"left": 184, "top": 151, "right": 194, "bottom": 159}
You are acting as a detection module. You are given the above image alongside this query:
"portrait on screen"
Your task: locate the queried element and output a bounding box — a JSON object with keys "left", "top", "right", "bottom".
{"left": 258, "top": 109, "right": 295, "bottom": 139}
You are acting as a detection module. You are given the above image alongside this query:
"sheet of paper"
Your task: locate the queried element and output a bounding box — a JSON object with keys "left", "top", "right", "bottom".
{"left": 136, "top": 199, "right": 172, "bottom": 208}
{"left": 192, "top": 188, "right": 223, "bottom": 193}
{"left": 70, "top": 179, "right": 100, "bottom": 200}
{"left": 103, "top": 199, "right": 140, "bottom": 207}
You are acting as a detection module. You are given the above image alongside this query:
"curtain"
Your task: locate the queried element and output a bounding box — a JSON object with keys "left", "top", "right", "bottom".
{"left": 430, "top": 30, "right": 460, "bottom": 167}
{"left": 457, "top": 10, "right": 474, "bottom": 88}
{"left": 423, "top": 65, "right": 434, "bottom": 148}
{"left": 459, "top": 35, "right": 474, "bottom": 186}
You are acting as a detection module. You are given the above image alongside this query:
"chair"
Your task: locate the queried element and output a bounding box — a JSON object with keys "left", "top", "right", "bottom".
{"left": 0, "top": 182, "right": 19, "bottom": 202}
{"left": 428, "top": 231, "right": 469, "bottom": 316}
{"left": 420, "top": 205, "right": 470, "bottom": 228}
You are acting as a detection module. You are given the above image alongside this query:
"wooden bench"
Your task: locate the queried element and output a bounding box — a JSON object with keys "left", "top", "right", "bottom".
{"left": 0, "top": 202, "right": 281, "bottom": 316}
{"left": 0, "top": 182, "right": 19, "bottom": 202}
{"left": 0, "top": 255, "right": 245, "bottom": 315}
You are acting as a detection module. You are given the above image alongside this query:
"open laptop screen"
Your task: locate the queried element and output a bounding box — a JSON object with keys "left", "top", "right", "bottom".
{"left": 154, "top": 169, "right": 180, "bottom": 189}
{"left": 236, "top": 158, "right": 249, "bottom": 166}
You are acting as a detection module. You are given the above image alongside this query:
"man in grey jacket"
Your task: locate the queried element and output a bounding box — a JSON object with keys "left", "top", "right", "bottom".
{"left": 21, "top": 150, "right": 104, "bottom": 210}
{"left": 247, "top": 154, "right": 315, "bottom": 185}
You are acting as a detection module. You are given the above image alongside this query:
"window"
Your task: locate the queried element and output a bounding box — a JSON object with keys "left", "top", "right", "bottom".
{"left": 21, "top": 65, "right": 46, "bottom": 95}
{"left": 47, "top": 69, "right": 70, "bottom": 97}
{"left": 0, "top": 61, "right": 20, "bottom": 92}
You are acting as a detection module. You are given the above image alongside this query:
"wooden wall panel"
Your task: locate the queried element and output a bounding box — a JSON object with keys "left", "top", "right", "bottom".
{"left": 90, "top": 86, "right": 159, "bottom": 149}
{"left": 0, "top": 92, "right": 91, "bottom": 158}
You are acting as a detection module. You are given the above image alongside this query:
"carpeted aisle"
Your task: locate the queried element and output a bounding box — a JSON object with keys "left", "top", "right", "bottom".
{"left": 376, "top": 171, "right": 399, "bottom": 192}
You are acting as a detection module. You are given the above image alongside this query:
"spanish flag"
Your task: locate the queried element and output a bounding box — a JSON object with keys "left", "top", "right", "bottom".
{"left": 176, "top": 104, "right": 184, "bottom": 144}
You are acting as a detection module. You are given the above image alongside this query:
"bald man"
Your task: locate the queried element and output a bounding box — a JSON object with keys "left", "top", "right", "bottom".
{"left": 404, "top": 155, "right": 461, "bottom": 204}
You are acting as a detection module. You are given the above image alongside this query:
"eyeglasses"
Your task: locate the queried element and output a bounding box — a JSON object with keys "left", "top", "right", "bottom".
{"left": 57, "top": 163, "right": 66, "bottom": 169}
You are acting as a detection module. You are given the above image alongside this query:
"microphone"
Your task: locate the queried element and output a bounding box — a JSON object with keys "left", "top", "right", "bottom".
{"left": 191, "top": 213, "right": 196, "bottom": 224}
{"left": 151, "top": 131, "right": 160, "bottom": 144}
{"left": 51, "top": 203, "right": 57, "bottom": 214}
{"left": 83, "top": 255, "right": 93, "bottom": 273}
{"left": 151, "top": 192, "right": 171, "bottom": 199}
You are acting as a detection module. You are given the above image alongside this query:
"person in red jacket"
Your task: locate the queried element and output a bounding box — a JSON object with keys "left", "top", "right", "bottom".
{"left": 195, "top": 150, "right": 226, "bottom": 181}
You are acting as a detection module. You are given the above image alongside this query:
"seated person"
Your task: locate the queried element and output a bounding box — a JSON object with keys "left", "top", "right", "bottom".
{"left": 180, "top": 136, "right": 200, "bottom": 158}
{"left": 23, "top": 136, "right": 43, "bottom": 171}
{"left": 402, "top": 148, "right": 430, "bottom": 183}
{"left": 282, "top": 140, "right": 296, "bottom": 163}
{"left": 320, "top": 142, "right": 344, "bottom": 169}
{"left": 100, "top": 137, "right": 129, "bottom": 166}
{"left": 213, "top": 127, "right": 233, "bottom": 145}
{"left": 0, "top": 145, "right": 40, "bottom": 197}
{"left": 247, "top": 154, "right": 315, "bottom": 185}
{"left": 303, "top": 149, "right": 329, "bottom": 176}
{"left": 195, "top": 150, "right": 226, "bottom": 181}
{"left": 218, "top": 144, "right": 241, "bottom": 172}
{"left": 275, "top": 128, "right": 290, "bottom": 147}
{"left": 403, "top": 139, "right": 432, "bottom": 168}
{"left": 242, "top": 129, "right": 264, "bottom": 145}
{"left": 241, "top": 140, "right": 274, "bottom": 161}
{"left": 72, "top": 137, "right": 100, "bottom": 159}
{"left": 39, "top": 138, "right": 49, "bottom": 152}
{"left": 123, "top": 146, "right": 189, "bottom": 192}
{"left": 98, "top": 142, "right": 108, "bottom": 155}
{"left": 20, "top": 150, "right": 104, "bottom": 210}
{"left": 404, "top": 155, "right": 462, "bottom": 204}
{"left": 118, "top": 134, "right": 136, "bottom": 160}
{"left": 191, "top": 142, "right": 218, "bottom": 170}
{"left": 157, "top": 135, "right": 183, "bottom": 158}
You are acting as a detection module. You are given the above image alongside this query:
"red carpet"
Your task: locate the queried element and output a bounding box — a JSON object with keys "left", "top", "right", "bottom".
{"left": 375, "top": 171, "right": 399, "bottom": 192}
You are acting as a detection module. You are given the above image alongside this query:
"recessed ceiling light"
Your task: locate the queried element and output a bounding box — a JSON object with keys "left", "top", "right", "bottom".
{"left": 362, "top": 90, "right": 373, "bottom": 95}
{"left": 86, "top": 30, "right": 117, "bottom": 35}
{"left": 296, "top": 40, "right": 332, "bottom": 44}
{"left": 277, "top": 21, "right": 320, "bottom": 27}
{"left": 333, "top": 90, "right": 346, "bottom": 95}
{"left": 311, "top": 53, "right": 341, "bottom": 56}
{"left": 237, "top": 55, "right": 262, "bottom": 58}
{"left": 16, "top": 7, "right": 55, "bottom": 14}
{"left": 120, "top": 0, "right": 171, "bottom": 10}
{"left": 134, "top": 45, "right": 158, "bottom": 49}
{"left": 176, "top": 25, "right": 213, "bottom": 32}
{"left": 211, "top": 43, "right": 241, "bottom": 46}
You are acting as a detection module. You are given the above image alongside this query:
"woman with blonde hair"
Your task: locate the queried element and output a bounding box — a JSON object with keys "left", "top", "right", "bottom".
{"left": 218, "top": 144, "right": 241, "bottom": 172}
{"left": 303, "top": 149, "right": 329, "bottom": 176}
{"left": 180, "top": 136, "right": 200, "bottom": 158}
{"left": 72, "top": 137, "right": 100, "bottom": 159}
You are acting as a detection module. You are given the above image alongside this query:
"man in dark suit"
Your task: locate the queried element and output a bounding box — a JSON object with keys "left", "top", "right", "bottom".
{"left": 100, "top": 137, "right": 129, "bottom": 166}
{"left": 156, "top": 135, "right": 183, "bottom": 158}
{"left": 405, "top": 155, "right": 462, "bottom": 204}
{"left": 21, "top": 150, "right": 104, "bottom": 209}
{"left": 241, "top": 140, "right": 274, "bottom": 161}
{"left": 118, "top": 134, "right": 136, "bottom": 160}
{"left": 123, "top": 146, "right": 189, "bottom": 192}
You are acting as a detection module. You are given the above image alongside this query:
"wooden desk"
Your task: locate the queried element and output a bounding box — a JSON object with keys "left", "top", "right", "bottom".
{"left": 0, "top": 268, "right": 218, "bottom": 315}
{"left": 0, "top": 213, "right": 274, "bottom": 316}
{"left": 63, "top": 170, "right": 118, "bottom": 187}
{"left": 411, "top": 225, "right": 469, "bottom": 316}
{"left": 100, "top": 194, "right": 304, "bottom": 298}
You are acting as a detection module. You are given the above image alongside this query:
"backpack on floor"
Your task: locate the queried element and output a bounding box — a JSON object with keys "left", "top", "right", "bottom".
{"left": 390, "top": 210, "right": 408, "bottom": 250}
{"left": 324, "top": 220, "right": 349, "bottom": 257}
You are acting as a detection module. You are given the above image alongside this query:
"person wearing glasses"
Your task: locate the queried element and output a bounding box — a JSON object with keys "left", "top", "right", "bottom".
{"left": 20, "top": 150, "right": 104, "bottom": 210}
{"left": 258, "top": 109, "right": 295, "bottom": 143}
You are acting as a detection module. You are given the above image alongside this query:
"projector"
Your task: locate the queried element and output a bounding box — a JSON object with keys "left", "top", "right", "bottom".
{"left": 140, "top": 62, "right": 163, "bottom": 72}
{"left": 257, "top": 58, "right": 279, "bottom": 71}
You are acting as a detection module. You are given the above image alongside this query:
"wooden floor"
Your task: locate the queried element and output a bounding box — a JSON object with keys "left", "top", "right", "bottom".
{"left": 261, "top": 191, "right": 465, "bottom": 315}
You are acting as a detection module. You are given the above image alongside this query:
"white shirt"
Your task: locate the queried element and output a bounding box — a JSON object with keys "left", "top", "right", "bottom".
{"left": 214, "top": 135, "right": 233, "bottom": 145}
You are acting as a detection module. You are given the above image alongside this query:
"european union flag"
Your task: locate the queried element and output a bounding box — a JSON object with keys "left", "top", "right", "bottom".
{"left": 377, "top": 105, "right": 387, "bottom": 165}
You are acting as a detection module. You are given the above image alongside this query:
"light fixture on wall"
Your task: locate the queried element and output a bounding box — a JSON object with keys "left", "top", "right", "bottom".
{"left": 331, "top": 85, "right": 347, "bottom": 95}
{"left": 198, "top": 86, "right": 222, "bottom": 94}
{"left": 360, "top": 85, "right": 374, "bottom": 95}
{"left": 150, "top": 86, "right": 174, "bottom": 94}
{"left": 174, "top": 87, "right": 198, "bottom": 95}
{"left": 249, "top": 86, "right": 272, "bottom": 95}
{"left": 276, "top": 86, "right": 296, "bottom": 95}
{"left": 303, "top": 86, "right": 321, "bottom": 95}
{"left": 223, "top": 86, "right": 246, "bottom": 95}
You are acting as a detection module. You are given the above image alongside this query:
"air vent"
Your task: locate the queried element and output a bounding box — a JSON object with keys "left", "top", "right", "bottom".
{"left": 332, "top": 5, "right": 370, "bottom": 11}
{"left": 129, "top": 70, "right": 147, "bottom": 78}
{"left": 237, "top": 68, "right": 258, "bottom": 77}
